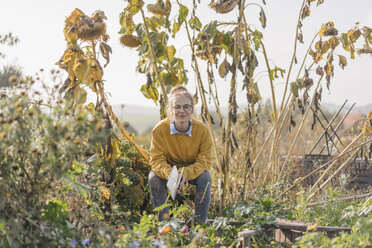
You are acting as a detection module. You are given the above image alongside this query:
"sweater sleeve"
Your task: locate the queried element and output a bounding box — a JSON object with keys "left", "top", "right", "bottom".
{"left": 150, "top": 128, "right": 172, "bottom": 180}
{"left": 183, "top": 127, "right": 213, "bottom": 180}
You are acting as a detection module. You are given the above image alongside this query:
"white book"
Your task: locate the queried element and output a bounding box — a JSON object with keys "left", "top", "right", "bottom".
{"left": 166, "top": 166, "right": 184, "bottom": 200}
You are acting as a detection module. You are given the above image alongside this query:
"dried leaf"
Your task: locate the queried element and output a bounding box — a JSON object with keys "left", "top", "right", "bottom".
{"left": 324, "top": 27, "right": 338, "bottom": 36}
{"left": 218, "top": 58, "right": 230, "bottom": 78}
{"left": 290, "top": 82, "right": 299, "bottom": 97}
{"left": 316, "top": 66, "right": 324, "bottom": 76}
{"left": 140, "top": 82, "right": 159, "bottom": 104}
{"left": 347, "top": 29, "right": 361, "bottom": 42}
{"left": 298, "top": 30, "right": 304, "bottom": 43}
{"left": 301, "top": 5, "right": 311, "bottom": 19}
{"left": 362, "top": 112, "right": 372, "bottom": 137}
{"left": 99, "top": 42, "right": 112, "bottom": 67}
{"left": 319, "top": 24, "right": 327, "bottom": 38}
{"left": 209, "top": 0, "right": 238, "bottom": 14}
{"left": 338, "top": 55, "right": 347, "bottom": 69}
{"left": 189, "top": 16, "right": 202, "bottom": 31}
{"left": 328, "top": 36, "right": 339, "bottom": 49}
{"left": 259, "top": 7, "right": 266, "bottom": 28}
{"left": 317, "top": 0, "right": 324, "bottom": 6}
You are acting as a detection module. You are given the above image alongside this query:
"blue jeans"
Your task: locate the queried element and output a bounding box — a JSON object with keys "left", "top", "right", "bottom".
{"left": 148, "top": 170, "right": 212, "bottom": 223}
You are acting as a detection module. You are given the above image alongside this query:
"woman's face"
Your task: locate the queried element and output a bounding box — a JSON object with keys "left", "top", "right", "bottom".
{"left": 171, "top": 95, "right": 193, "bottom": 124}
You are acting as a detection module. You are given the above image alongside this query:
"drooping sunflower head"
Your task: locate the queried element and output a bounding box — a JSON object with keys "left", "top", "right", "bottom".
{"left": 147, "top": 0, "right": 169, "bottom": 16}
{"left": 324, "top": 27, "right": 338, "bottom": 36}
{"left": 77, "top": 22, "right": 106, "bottom": 41}
{"left": 119, "top": 34, "right": 142, "bottom": 48}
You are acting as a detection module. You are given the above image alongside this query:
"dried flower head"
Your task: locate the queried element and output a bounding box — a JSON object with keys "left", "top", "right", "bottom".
{"left": 78, "top": 22, "right": 106, "bottom": 40}
{"left": 8, "top": 75, "right": 18, "bottom": 85}
{"left": 357, "top": 46, "right": 372, "bottom": 54}
{"left": 99, "top": 187, "right": 110, "bottom": 201}
{"left": 303, "top": 77, "right": 314, "bottom": 89}
{"left": 324, "top": 27, "right": 338, "bottom": 36}
{"left": 147, "top": 1, "right": 169, "bottom": 16}
{"left": 209, "top": 0, "right": 238, "bottom": 14}
{"left": 119, "top": 34, "right": 141, "bottom": 48}
{"left": 316, "top": 66, "right": 324, "bottom": 76}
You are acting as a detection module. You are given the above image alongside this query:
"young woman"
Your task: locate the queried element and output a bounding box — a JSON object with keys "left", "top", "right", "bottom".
{"left": 148, "top": 86, "right": 212, "bottom": 223}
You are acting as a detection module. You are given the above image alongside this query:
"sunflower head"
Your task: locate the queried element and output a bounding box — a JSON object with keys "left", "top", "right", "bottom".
{"left": 78, "top": 22, "right": 106, "bottom": 41}
{"left": 324, "top": 27, "right": 338, "bottom": 36}
{"left": 120, "top": 34, "right": 142, "bottom": 48}
{"left": 147, "top": 1, "right": 169, "bottom": 16}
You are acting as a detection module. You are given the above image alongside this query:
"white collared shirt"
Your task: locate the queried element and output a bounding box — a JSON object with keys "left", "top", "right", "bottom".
{"left": 170, "top": 119, "right": 192, "bottom": 137}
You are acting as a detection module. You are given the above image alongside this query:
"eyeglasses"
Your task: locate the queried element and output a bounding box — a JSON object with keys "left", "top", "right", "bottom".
{"left": 172, "top": 104, "right": 192, "bottom": 112}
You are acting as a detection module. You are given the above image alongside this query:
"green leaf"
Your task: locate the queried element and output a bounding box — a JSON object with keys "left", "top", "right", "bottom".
{"left": 154, "top": 43, "right": 166, "bottom": 59}
{"left": 177, "top": 70, "right": 188, "bottom": 84}
{"left": 140, "top": 83, "right": 159, "bottom": 104}
{"left": 161, "top": 72, "right": 177, "bottom": 85}
{"left": 154, "top": 203, "right": 172, "bottom": 212}
{"left": 178, "top": 4, "right": 189, "bottom": 26}
{"left": 135, "top": 23, "right": 146, "bottom": 40}
{"left": 63, "top": 173, "right": 91, "bottom": 198}
{"left": 189, "top": 16, "right": 202, "bottom": 31}
{"left": 203, "top": 21, "right": 218, "bottom": 38}
{"left": 166, "top": 45, "right": 176, "bottom": 62}
{"left": 269, "top": 66, "right": 285, "bottom": 81}
{"left": 259, "top": 7, "right": 266, "bottom": 28}
{"left": 147, "top": 16, "right": 165, "bottom": 31}
{"left": 149, "top": 32, "right": 158, "bottom": 47}
{"left": 172, "top": 21, "right": 180, "bottom": 38}
{"left": 128, "top": 0, "right": 143, "bottom": 15}
{"left": 222, "top": 31, "right": 234, "bottom": 54}
{"left": 251, "top": 30, "right": 263, "bottom": 50}
{"left": 290, "top": 82, "right": 299, "bottom": 97}
{"left": 119, "top": 13, "right": 126, "bottom": 28}
{"left": 42, "top": 199, "right": 68, "bottom": 222}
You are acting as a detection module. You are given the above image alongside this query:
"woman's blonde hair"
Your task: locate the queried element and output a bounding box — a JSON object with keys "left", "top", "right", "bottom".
{"left": 166, "top": 85, "right": 194, "bottom": 118}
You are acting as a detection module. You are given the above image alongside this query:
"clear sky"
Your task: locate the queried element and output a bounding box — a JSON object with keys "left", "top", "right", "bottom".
{"left": 1, "top": 0, "right": 371, "bottom": 109}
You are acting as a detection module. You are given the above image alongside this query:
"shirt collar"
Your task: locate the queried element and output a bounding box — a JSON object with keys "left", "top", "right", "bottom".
{"left": 170, "top": 119, "right": 192, "bottom": 137}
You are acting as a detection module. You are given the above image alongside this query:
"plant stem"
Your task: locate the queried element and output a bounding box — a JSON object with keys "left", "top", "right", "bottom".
{"left": 277, "top": 74, "right": 324, "bottom": 179}
{"left": 308, "top": 132, "right": 363, "bottom": 194}
{"left": 260, "top": 41, "right": 277, "bottom": 121}
{"left": 307, "top": 147, "right": 360, "bottom": 201}
{"left": 140, "top": 8, "right": 168, "bottom": 105}
{"left": 97, "top": 82, "right": 151, "bottom": 164}
{"left": 280, "top": 137, "right": 372, "bottom": 197}
{"left": 279, "top": 0, "right": 306, "bottom": 112}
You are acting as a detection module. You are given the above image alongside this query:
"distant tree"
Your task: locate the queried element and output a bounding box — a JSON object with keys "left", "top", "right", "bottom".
{"left": 0, "top": 65, "right": 22, "bottom": 87}
{"left": 0, "top": 32, "right": 19, "bottom": 58}
{"left": 0, "top": 32, "right": 21, "bottom": 87}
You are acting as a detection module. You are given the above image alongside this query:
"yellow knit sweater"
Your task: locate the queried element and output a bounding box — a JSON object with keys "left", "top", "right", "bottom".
{"left": 150, "top": 117, "right": 212, "bottom": 180}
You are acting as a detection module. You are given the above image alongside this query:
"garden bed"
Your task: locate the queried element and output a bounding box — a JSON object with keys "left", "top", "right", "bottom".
{"left": 207, "top": 218, "right": 352, "bottom": 247}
